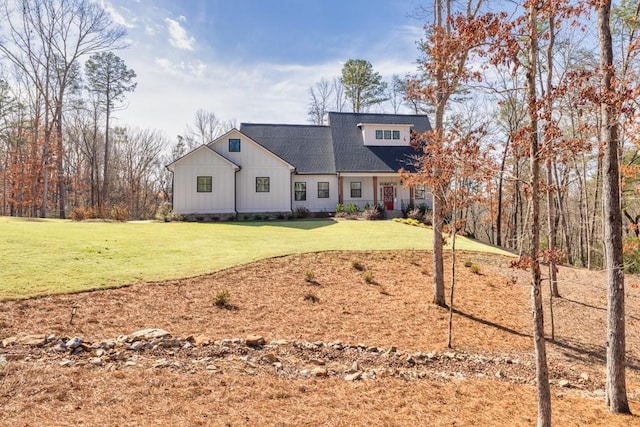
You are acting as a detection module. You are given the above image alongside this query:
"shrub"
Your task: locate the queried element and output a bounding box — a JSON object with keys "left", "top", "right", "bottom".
{"left": 335, "top": 203, "right": 345, "bottom": 214}
{"left": 345, "top": 203, "right": 360, "bottom": 215}
{"left": 362, "top": 271, "right": 375, "bottom": 284}
{"left": 469, "top": 264, "right": 480, "bottom": 274}
{"left": 363, "top": 205, "right": 384, "bottom": 220}
{"left": 304, "top": 270, "right": 315, "bottom": 283}
{"left": 294, "top": 206, "right": 310, "bottom": 219}
{"left": 70, "top": 206, "right": 95, "bottom": 221}
{"left": 110, "top": 205, "right": 128, "bottom": 221}
{"left": 303, "top": 292, "right": 319, "bottom": 303}
{"left": 155, "top": 202, "right": 174, "bottom": 222}
{"left": 463, "top": 260, "right": 473, "bottom": 268}
{"left": 351, "top": 259, "right": 364, "bottom": 271}
{"left": 213, "top": 289, "right": 232, "bottom": 307}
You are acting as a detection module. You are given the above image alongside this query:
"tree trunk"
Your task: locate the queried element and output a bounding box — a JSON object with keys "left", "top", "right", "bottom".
{"left": 527, "top": 3, "right": 552, "bottom": 425}
{"left": 598, "top": 0, "right": 630, "bottom": 414}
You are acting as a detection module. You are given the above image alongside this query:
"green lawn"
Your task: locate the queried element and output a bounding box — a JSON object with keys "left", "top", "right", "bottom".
{"left": 0, "top": 216, "right": 511, "bottom": 299}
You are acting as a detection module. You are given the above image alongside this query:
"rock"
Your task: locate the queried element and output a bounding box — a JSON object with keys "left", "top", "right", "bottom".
{"left": 273, "top": 362, "right": 283, "bottom": 370}
{"left": 263, "top": 352, "right": 279, "bottom": 363}
{"left": 152, "top": 359, "right": 171, "bottom": 368}
{"left": 90, "top": 357, "right": 102, "bottom": 366}
{"left": 53, "top": 343, "right": 67, "bottom": 352}
{"left": 182, "top": 342, "right": 192, "bottom": 349}
{"left": 271, "top": 339, "right": 289, "bottom": 346}
{"left": 558, "top": 379, "right": 570, "bottom": 388}
{"left": 245, "top": 335, "right": 265, "bottom": 347}
{"left": 309, "top": 358, "right": 325, "bottom": 366}
{"left": 495, "top": 370, "right": 502, "bottom": 378}
{"left": 580, "top": 372, "right": 589, "bottom": 382}
{"left": 130, "top": 328, "right": 170, "bottom": 341}
{"left": 124, "top": 361, "right": 137, "bottom": 367}
{"left": 59, "top": 359, "right": 75, "bottom": 367}
{"left": 206, "top": 364, "right": 218, "bottom": 371}
{"left": 300, "top": 369, "right": 309, "bottom": 376}
{"left": 65, "top": 337, "right": 82, "bottom": 349}
{"left": 311, "top": 367, "right": 328, "bottom": 377}
{"left": 351, "top": 361, "right": 360, "bottom": 372}
{"left": 345, "top": 372, "right": 362, "bottom": 381}
{"left": 190, "top": 335, "right": 212, "bottom": 346}
{"left": 95, "top": 349, "right": 106, "bottom": 357}
{"left": 2, "top": 334, "right": 47, "bottom": 347}
{"left": 129, "top": 341, "right": 144, "bottom": 351}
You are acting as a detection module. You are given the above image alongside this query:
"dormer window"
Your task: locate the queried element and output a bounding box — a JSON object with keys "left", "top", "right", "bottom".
{"left": 360, "top": 123, "right": 413, "bottom": 146}
{"left": 392, "top": 130, "right": 400, "bottom": 139}
{"left": 375, "top": 130, "right": 383, "bottom": 139}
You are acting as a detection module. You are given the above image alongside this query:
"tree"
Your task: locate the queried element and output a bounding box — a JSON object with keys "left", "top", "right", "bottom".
{"left": 0, "top": 0, "right": 126, "bottom": 218}
{"left": 308, "top": 78, "right": 332, "bottom": 125}
{"left": 85, "top": 51, "right": 136, "bottom": 216}
{"left": 597, "top": 0, "right": 631, "bottom": 414}
{"left": 340, "top": 59, "right": 387, "bottom": 113}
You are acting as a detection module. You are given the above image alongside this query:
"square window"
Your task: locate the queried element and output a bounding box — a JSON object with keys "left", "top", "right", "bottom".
{"left": 197, "top": 176, "right": 212, "bottom": 192}
{"left": 229, "top": 138, "right": 241, "bottom": 152}
{"left": 294, "top": 182, "right": 307, "bottom": 201}
{"left": 317, "top": 182, "right": 329, "bottom": 198}
{"left": 375, "top": 130, "right": 383, "bottom": 139}
{"left": 350, "top": 181, "right": 362, "bottom": 198}
{"left": 415, "top": 184, "right": 425, "bottom": 199}
{"left": 392, "top": 130, "right": 400, "bottom": 139}
{"left": 384, "top": 130, "right": 392, "bottom": 139}
{"left": 256, "top": 177, "right": 270, "bottom": 192}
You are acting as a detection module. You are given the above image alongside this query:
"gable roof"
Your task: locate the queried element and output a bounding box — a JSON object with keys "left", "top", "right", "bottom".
{"left": 209, "top": 128, "right": 295, "bottom": 170}
{"left": 328, "top": 112, "right": 431, "bottom": 173}
{"left": 239, "top": 123, "right": 335, "bottom": 174}
{"left": 165, "top": 144, "right": 240, "bottom": 171}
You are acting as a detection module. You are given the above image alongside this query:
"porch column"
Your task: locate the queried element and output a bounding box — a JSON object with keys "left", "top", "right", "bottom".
{"left": 338, "top": 175, "right": 344, "bottom": 204}
{"left": 373, "top": 176, "right": 378, "bottom": 206}
{"left": 409, "top": 186, "right": 414, "bottom": 205}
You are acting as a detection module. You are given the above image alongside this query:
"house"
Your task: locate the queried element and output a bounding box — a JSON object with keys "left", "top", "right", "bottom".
{"left": 166, "top": 112, "right": 432, "bottom": 217}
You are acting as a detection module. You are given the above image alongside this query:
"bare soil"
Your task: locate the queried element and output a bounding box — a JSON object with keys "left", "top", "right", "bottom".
{"left": 1, "top": 250, "right": 640, "bottom": 426}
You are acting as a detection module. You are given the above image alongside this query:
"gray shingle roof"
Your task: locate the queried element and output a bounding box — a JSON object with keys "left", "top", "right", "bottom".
{"left": 328, "top": 112, "right": 431, "bottom": 173}
{"left": 240, "top": 112, "right": 431, "bottom": 174}
{"left": 240, "top": 123, "right": 335, "bottom": 174}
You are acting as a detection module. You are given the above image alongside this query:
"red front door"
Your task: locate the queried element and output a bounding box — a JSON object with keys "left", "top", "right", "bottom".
{"left": 383, "top": 185, "right": 394, "bottom": 210}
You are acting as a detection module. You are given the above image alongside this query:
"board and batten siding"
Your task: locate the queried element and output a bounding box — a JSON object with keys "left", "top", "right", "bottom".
{"left": 209, "top": 131, "right": 294, "bottom": 213}
{"left": 291, "top": 175, "right": 339, "bottom": 212}
{"left": 171, "top": 147, "right": 237, "bottom": 214}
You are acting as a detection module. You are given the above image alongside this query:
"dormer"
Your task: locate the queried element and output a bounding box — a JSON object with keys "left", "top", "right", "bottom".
{"left": 358, "top": 123, "right": 413, "bottom": 146}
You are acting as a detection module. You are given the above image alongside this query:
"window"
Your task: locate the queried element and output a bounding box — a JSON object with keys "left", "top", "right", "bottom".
{"left": 317, "top": 182, "right": 329, "bottom": 198}
{"left": 197, "top": 176, "right": 212, "bottom": 193}
{"left": 384, "top": 130, "right": 392, "bottom": 139}
{"left": 256, "top": 177, "right": 270, "bottom": 192}
{"left": 294, "top": 182, "right": 307, "bottom": 201}
{"left": 375, "top": 130, "right": 383, "bottom": 139}
{"left": 350, "top": 181, "right": 362, "bottom": 198}
{"left": 415, "top": 184, "right": 425, "bottom": 199}
{"left": 392, "top": 130, "right": 400, "bottom": 140}
{"left": 229, "top": 138, "right": 241, "bottom": 152}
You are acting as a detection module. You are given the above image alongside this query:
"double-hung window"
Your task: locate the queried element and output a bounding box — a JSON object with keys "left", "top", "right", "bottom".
{"left": 294, "top": 182, "right": 307, "bottom": 201}
{"left": 317, "top": 182, "right": 329, "bottom": 198}
{"left": 229, "top": 138, "right": 241, "bottom": 152}
{"left": 350, "top": 181, "right": 362, "bottom": 198}
{"left": 415, "top": 184, "right": 426, "bottom": 199}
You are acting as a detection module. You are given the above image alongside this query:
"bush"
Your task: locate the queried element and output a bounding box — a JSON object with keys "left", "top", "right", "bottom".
{"left": 345, "top": 203, "right": 360, "bottom": 215}
{"left": 623, "top": 237, "right": 640, "bottom": 273}
{"left": 335, "top": 203, "right": 344, "bottom": 214}
{"left": 363, "top": 204, "right": 384, "bottom": 220}
{"left": 155, "top": 202, "right": 175, "bottom": 222}
{"left": 469, "top": 264, "right": 480, "bottom": 274}
{"left": 463, "top": 260, "right": 473, "bottom": 268}
{"left": 294, "top": 206, "right": 310, "bottom": 219}
{"left": 70, "top": 206, "right": 95, "bottom": 221}
{"left": 303, "top": 292, "right": 319, "bottom": 303}
{"left": 304, "top": 270, "right": 315, "bottom": 283}
{"left": 213, "top": 289, "right": 232, "bottom": 307}
{"left": 362, "top": 271, "right": 375, "bottom": 284}
{"left": 351, "top": 259, "right": 364, "bottom": 271}
{"left": 110, "top": 205, "right": 128, "bottom": 221}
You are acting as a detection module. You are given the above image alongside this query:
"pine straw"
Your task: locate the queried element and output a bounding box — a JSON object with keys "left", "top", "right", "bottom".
{"left": 1, "top": 250, "right": 640, "bottom": 426}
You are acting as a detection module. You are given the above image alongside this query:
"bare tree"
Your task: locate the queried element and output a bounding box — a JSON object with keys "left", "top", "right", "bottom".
{"left": 181, "top": 109, "right": 234, "bottom": 150}
{"left": 307, "top": 78, "right": 332, "bottom": 125}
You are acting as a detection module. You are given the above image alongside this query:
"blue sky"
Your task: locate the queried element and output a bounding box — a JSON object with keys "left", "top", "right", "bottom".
{"left": 104, "top": 0, "right": 427, "bottom": 141}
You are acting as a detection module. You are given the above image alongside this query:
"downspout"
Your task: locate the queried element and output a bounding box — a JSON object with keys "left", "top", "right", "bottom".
{"left": 234, "top": 167, "right": 241, "bottom": 220}
{"left": 290, "top": 169, "right": 296, "bottom": 214}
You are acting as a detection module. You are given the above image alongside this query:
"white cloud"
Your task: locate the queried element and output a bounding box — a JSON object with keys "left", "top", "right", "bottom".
{"left": 99, "top": 0, "right": 136, "bottom": 28}
{"left": 165, "top": 18, "right": 196, "bottom": 51}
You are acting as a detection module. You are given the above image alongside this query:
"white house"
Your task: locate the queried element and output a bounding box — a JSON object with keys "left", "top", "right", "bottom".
{"left": 166, "top": 112, "right": 433, "bottom": 216}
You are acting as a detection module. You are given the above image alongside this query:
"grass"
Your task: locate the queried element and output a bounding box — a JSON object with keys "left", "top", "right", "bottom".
{"left": 0, "top": 216, "right": 511, "bottom": 299}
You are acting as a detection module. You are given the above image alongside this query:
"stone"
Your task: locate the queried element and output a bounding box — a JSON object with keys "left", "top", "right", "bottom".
{"left": 271, "top": 339, "right": 289, "bottom": 346}
{"left": 95, "top": 349, "right": 106, "bottom": 357}
{"left": 124, "top": 361, "right": 137, "bottom": 367}
{"left": 129, "top": 341, "right": 144, "bottom": 351}
{"left": 152, "top": 359, "right": 171, "bottom": 368}
{"left": 263, "top": 352, "right": 279, "bottom": 363}
{"left": 53, "top": 343, "right": 67, "bottom": 352}
{"left": 311, "top": 367, "right": 328, "bottom": 377}
{"left": 206, "top": 364, "right": 218, "bottom": 371}
{"left": 190, "top": 335, "right": 212, "bottom": 346}
{"left": 2, "top": 334, "right": 47, "bottom": 347}
{"left": 245, "top": 335, "right": 265, "bottom": 347}
{"left": 59, "top": 359, "right": 75, "bottom": 367}
{"left": 130, "top": 328, "right": 170, "bottom": 341}
{"left": 90, "top": 357, "right": 103, "bottom": 366}
{"left": 309, "top": 358, "right": 325, "bottom": 366}
{"left": 495, "top": 370, "right": 502, "bottom": 378}
{"left": 345, "top": 372, "right": 362, "bottom": 381}
{"left": 580, "top": 372, "right": 589, "bottom": 382}
{"left": 351, "top": 361, "right": 359, "bottom": 372}
{"left": 558, "top": 379, "right": 570, "bottom": 388}
{"left": 65, "top": 337, "right": 82, "bottom": 349}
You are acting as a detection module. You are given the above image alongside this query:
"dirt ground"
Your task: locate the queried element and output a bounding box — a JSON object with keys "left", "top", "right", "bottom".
{"left": 1, "top": 250, "right": 640, "bottom": 426}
